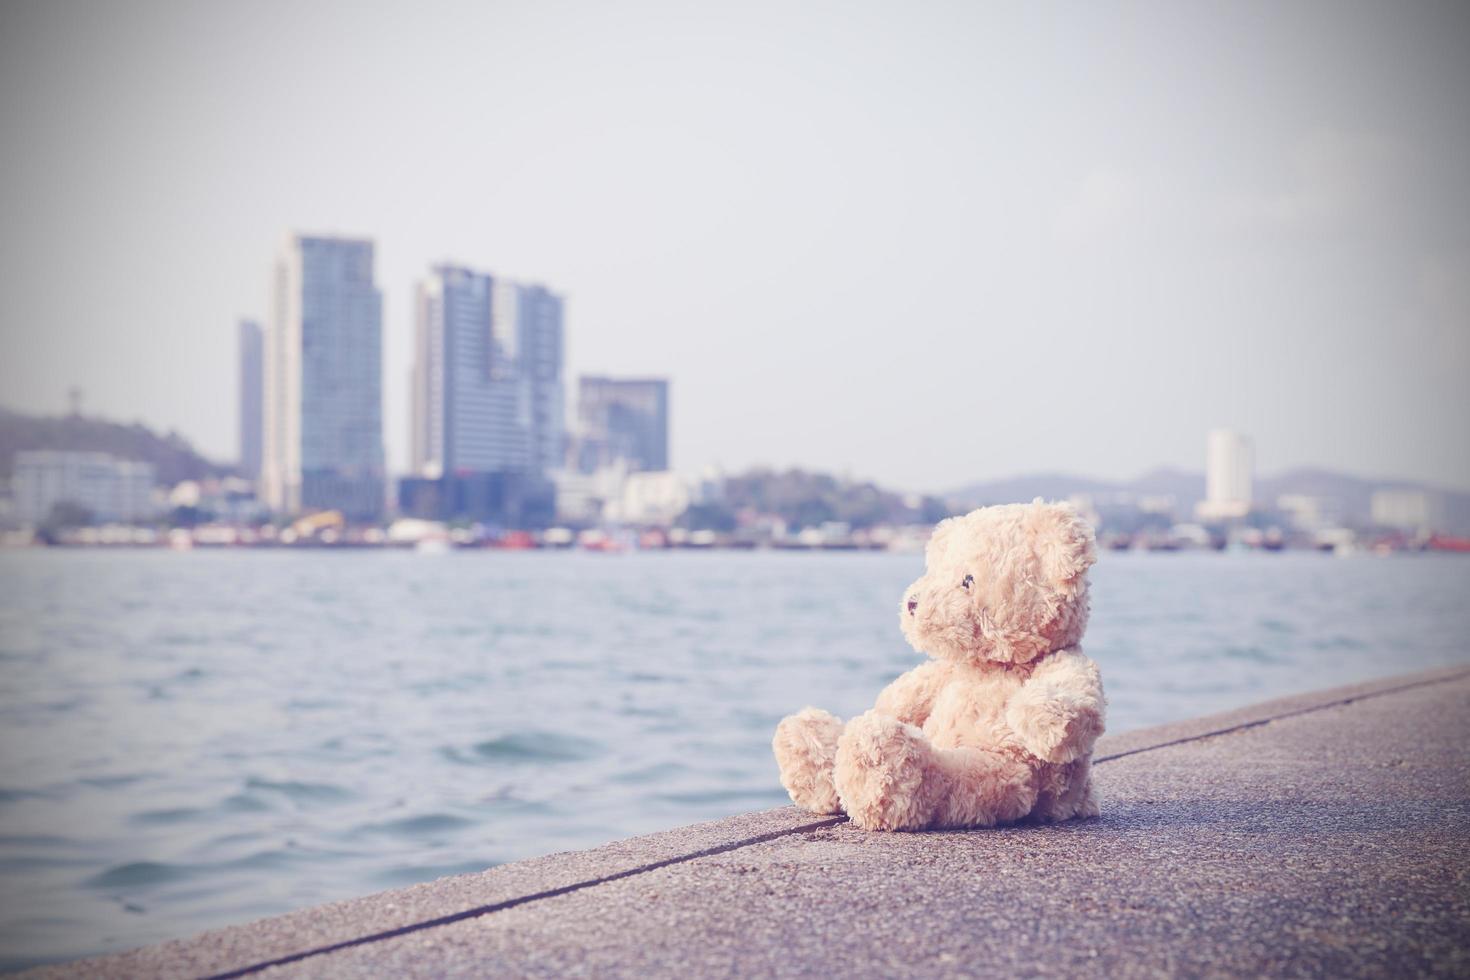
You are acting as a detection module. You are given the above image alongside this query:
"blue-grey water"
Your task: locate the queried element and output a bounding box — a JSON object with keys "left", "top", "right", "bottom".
{"left": 0, "top": 549, "right": 1467, "bottom": 970}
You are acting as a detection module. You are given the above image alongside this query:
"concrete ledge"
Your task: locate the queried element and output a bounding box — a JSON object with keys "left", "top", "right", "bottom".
{"left": 1092, "top": 663, "right": 1470, "bottom": 760}
{"left": 32, "top": 664, "right": 1470, "bottom": 979}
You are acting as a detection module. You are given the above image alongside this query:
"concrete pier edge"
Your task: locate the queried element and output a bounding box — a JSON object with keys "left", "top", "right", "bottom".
{"left": 1092, "top": 662, "right": 1470, "bottom": 761}
{"left": 30, "top": 662, "right": 1470, "bottom": 978}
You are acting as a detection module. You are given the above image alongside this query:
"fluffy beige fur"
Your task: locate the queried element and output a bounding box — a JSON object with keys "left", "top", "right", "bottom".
{"left": 773, "top": 500, "right": 1105, "bottom": 831}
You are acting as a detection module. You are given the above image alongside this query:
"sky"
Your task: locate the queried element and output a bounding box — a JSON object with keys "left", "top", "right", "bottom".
{"left": 0, "top": 0, "right": 1466, "bottom": 493}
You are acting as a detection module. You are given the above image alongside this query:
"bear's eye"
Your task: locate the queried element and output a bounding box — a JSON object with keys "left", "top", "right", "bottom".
{"left": 961, "top": 574, "right": 974, "bottom": 590}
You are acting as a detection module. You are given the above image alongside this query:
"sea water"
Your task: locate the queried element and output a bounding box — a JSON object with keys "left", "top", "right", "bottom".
{"left": 0, "top": 549, "right": 1467, "bottom": 970}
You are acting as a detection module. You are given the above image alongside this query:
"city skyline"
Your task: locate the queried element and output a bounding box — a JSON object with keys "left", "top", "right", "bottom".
{"left": 2, "top": 1, "right": 1467, "bottom": 494}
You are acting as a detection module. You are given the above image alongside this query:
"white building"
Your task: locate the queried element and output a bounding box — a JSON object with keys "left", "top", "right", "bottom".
{"left": 551, "top": 462, "right": 628, "bottom": 525}
{"left": 263, "top": 234, "right": 385, "bottom": 519}
{"left": 607, "top": 470, "right": 690, "bottom": 526}
{"left": 1196, "top": 429, "right": 1253, "bottom": 520}
{"left": 12, "top": 451, "right": 155, "bottom": 525}
{"left": 1371, "top": 490, "right": 1441, "bottom": 533}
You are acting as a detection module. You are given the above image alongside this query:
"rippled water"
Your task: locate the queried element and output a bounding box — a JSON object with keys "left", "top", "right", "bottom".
{"left": 0, "top": 549, "right": 1467, "bottom": 970}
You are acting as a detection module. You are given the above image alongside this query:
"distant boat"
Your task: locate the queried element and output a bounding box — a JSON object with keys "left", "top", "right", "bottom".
{"left": 496, "top": 531, "right": 537, "bottom": 550}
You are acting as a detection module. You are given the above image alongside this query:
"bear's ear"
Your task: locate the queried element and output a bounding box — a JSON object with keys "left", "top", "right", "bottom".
{"left": 1027, "top": 499, "right": 1096, "bottom": 593}
{"left": 925, "top": 516, "right": 958, "bottom": 565}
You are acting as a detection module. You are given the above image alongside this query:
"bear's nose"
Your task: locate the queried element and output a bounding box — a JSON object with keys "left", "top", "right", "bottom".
{"left": 907, "top": 596, "right": 918, "bottom": 615}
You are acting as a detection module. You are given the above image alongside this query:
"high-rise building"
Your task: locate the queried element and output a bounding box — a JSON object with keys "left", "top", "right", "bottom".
{"left": 238, "top": 319, "right": 263, "bottom": 480}
{"left": 263, "top": 235, "right": 385, "bottom": 519}
{"left": 516, "top": 285, "right": 565, "bottom": 479}
{"left": 1196, "top": 428, "right": 1252, "bottom": 520}
{"left": 576, "top": 377, "right": 669, "bottom": 473}
{"left": 404, "top": 266, "right": 563, "bottom": 525}
{"left": 411, "top": 266, "right": 525, "bottom": 479}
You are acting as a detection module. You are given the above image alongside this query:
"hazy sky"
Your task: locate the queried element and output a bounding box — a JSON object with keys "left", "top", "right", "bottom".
{"left": 1, "top": 0, "right": 1466, "bottom": 492}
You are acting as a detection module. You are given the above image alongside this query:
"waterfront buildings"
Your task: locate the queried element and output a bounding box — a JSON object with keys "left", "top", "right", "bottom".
{"left": 12, "top": 451, "right": 155, "bottom": 524}
{"left": 1371, "top": 489, "right": 1441, "bottom": 533}
{"left": 262, "top": 235, "right": 385, "bottom": 520}
{"left": 238, "top": 319, "right": 263, "bottom": 480}
{"left": 1196, "top": 429, "right": 1253, "bottom": 520}
{"left": 551, "top": 464, "right": 628, "bottom": 525}
{"left": 1276, "top": 494, "right": 1338, "bottom": 531}
{"left": 575, "top": 377, "right": 669, "bottom": 473}
{"left": 605, "top": 469, "right": 690, "bottom": 526}
{"left": 405, "top": 264, "right": 564, "bottom": 524}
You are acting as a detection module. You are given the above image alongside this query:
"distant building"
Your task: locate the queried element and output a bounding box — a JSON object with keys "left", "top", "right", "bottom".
{"left": 411, "top": 265, "right": 525, "bottom": 478}
{"left": 1277, "top": 494, "right": 1338, "bottom": 530}
{"left": 607, "top": 470, "right": 690, "bottom": 526}
{"left": 552, "top": 462, "right": 629, "bottom": 526}
{"left": 1137, "top": 495, "right": 1177, "bottom": 517}
{"left": 397, "top": 471, "right": 549, "bottom": 527}
{"left": 1196, "top": 429, "right": 1252, "bottom": 520}
{"left": 169, "top": 476, "right": 261, "bottom": 525}
{"left": 238, "top": 319, "right": 263, "bottom": 480}
{"left": 575, "top": 377, "right": 669, "bottom": 473}
{"left": 406, "top": 264, "right": 563, "bottom": 525}
{"left": 263, "top": 235, "right": 385, "bottom": 520}
{"left": 516, "top": 285, "right": 566, "bottom": 480}
{"left": 1371, "top": 490, "right": 1441, "bottom": 533}
{"left": 12, "top": 451, "right": 155, "bottom": 524}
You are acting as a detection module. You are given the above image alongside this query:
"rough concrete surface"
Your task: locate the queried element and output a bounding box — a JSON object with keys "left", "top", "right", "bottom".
{"left": 33, "top": 665, "right": 1470, "bottom": 979}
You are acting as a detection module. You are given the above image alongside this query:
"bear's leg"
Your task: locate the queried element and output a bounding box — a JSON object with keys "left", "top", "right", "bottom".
{"left": 1030, "top": 757, "right": 1099, "bottom": 823}
{"left": 835, "top": 711, "right": 1039, "bottom": 831}
{"left": 772, "top": 707, "right": 845, "bottom": 814}
{"left": 833, "top": 710, "right": 945, "bottom": 830}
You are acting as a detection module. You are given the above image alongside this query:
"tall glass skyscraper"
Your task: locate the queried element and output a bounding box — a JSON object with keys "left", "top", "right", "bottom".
{"left": 515, "top": 285, "right": 565, "bottom": 480}
{"left": 411, "top": 265, "right": 525, "bottom": 478}
{"left": 263, "top": 235, "right": 385, "bottom": 519}
{"left": 407, "top": 265, "right": 563, "bottom": 523}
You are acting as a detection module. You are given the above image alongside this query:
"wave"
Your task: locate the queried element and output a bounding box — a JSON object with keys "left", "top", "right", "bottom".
{"left": 85, "top": 848, "right": 331, "bottom": 890}
{"left": 86, "top": 861, "right": 192, "bottom": 888}
{"left": 610, "top": 761, "right": 692, "bottom": 785}
{"left": 358, "top": 813, "right": 477, "bottom": 837}
{"left": 440, "top": 731, "right": 602, "bottom": 766}
{"left": 129, "top": 807, "right": 205, "bottom": 826}
{"left": 243, "top": 777, "right": 354, "bottom": 803}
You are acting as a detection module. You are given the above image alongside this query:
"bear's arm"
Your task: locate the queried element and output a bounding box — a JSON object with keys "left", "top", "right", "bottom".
{"left": 873, "top": 661, "right": 952, "bottom": 726}
{"left": 1004, "top": 649, "right": 1106, "bottom": 764}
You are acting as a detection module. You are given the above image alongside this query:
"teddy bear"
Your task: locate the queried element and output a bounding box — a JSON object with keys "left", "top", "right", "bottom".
{"left": 772, "top": 500, "right": 1105, "bottom": 831}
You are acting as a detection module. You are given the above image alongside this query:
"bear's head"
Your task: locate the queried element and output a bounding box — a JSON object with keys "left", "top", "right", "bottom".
{"left": 899, "top": 499, "right": 1096, "bottom": 667}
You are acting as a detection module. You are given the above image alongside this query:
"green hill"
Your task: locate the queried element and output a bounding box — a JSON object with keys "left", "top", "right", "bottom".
{"left": 0, "top": 407, "right": 230, "bottom": 487}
